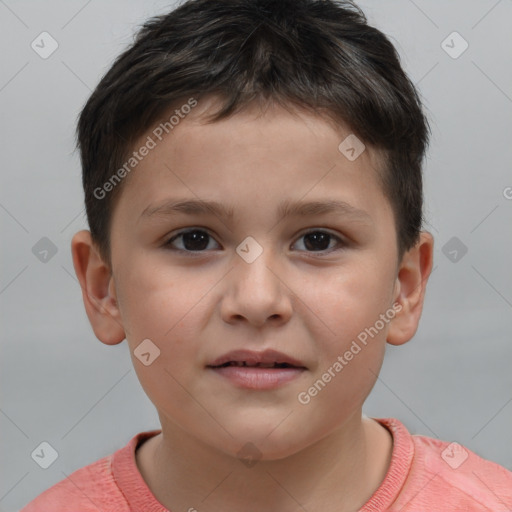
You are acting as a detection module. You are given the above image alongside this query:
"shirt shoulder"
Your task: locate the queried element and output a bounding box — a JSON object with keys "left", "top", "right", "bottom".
{"left": 20, "top": 430, "right": 164, "bottom": 512}
{"left": 363, "top": 418, "right": 512, "bottom": 512}
{"left": 20, "top": 453, "right": 128, "bottom": 512}
{"left": 395, "top": 429, "right": 512, "bottom": 511}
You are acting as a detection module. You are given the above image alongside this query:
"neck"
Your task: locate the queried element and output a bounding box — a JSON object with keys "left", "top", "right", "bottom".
{"left": 136, "top": 412, "right": 393, "bottom": 512}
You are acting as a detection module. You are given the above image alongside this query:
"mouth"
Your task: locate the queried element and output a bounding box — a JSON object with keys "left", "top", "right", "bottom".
{"left": 210, "top": 361, "right": 300, "bottom": 369}
{"left": 206, "top": 349, "right": 307, "bottom": 390}
{"left": 207, "top": 349, "right": 306, "bottom": 369}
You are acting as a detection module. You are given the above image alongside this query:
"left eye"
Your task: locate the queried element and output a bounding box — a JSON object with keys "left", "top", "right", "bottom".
{"left": 164, "top": 229, "right": 344, "bottom": 254}
{"left": 292, "top": 230, "right": 344, "bottom": 252}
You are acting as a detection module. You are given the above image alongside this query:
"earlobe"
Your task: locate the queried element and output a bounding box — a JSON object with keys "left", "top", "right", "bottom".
{"left": 70, "top": 230, "right": 126, "bottom": 345}
{"left": 387, "top": 231, "right": 434, "bottom": 346}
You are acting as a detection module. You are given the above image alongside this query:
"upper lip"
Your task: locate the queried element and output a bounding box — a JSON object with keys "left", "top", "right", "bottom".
{"left": 207, "top": 349, "right": 307, "bottom": 368}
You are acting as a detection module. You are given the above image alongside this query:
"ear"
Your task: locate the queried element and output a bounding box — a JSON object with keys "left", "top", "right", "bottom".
{"left": 71, "top": 230, "right": 125, "bottom": 345}
{"left": 387, "top": 231, "right": 434, "bottom": 346}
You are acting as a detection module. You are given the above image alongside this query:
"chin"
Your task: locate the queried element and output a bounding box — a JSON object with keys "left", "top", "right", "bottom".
{"left": 226, "top": 439, "right": 303, "bottom": 463}
{"left": 212, "top": 425, "right": 312, "bottom": 462}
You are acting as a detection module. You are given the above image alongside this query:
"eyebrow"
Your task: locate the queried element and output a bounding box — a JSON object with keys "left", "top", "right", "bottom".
{"left": 139, "top": 197, "right": 373, "bottom": 224}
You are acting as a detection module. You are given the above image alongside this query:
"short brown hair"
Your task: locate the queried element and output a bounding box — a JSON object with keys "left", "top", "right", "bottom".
{"left": 76, "top": 0, "right": 430, "bottom": 269}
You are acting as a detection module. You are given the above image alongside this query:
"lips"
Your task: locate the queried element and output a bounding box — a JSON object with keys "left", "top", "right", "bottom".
{"left": 207, "top": 349, "right": 307, "bottom": 369}
{"left": 207, "top": 349, "right": 307, "bottom": 390}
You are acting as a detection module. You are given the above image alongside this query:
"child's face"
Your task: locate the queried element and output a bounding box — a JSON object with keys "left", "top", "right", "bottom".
{"left": 75, "top": 97, "right": 430, "bottom": 459}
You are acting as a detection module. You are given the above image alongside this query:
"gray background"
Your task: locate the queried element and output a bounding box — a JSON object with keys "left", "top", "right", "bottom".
{"left": 1, "top": 0, "right": 511, "bottom": 510}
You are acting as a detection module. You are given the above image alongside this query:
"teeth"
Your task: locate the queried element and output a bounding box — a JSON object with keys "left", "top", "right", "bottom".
{"left": 225, "top": 361, "right": 270, "bottom": 367}
{"left": 222, "top": 361, "right": 294, "bottom": 368}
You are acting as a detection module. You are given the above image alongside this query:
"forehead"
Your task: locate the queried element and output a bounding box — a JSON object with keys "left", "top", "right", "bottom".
{"left": 160, "top": 99, "right": 382, "bottom": 168}
{"left": 113, "top": 98, "right": 392, "bottom": 227}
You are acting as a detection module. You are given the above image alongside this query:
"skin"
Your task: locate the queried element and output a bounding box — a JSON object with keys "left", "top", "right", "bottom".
{"left": 71, "top": 96, "right": 433, "bottom": 512}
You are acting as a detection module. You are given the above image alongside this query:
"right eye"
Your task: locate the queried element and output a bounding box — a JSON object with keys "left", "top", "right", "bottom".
{"left": 163, "top": 228, "right": 221, "bottom": 253}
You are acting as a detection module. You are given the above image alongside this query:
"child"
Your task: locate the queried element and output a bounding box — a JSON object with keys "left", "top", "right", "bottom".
{"left": 21, "top": 0, "right": 512, "bottom": 510}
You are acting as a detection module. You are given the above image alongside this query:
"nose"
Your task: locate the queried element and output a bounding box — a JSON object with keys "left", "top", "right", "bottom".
{"left": 220, "top": 245, "right": 293, "bottom": 328}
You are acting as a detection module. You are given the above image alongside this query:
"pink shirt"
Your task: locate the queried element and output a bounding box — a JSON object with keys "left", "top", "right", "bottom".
{"left": 21, "top": 417, "right": 512, "bottom": 511}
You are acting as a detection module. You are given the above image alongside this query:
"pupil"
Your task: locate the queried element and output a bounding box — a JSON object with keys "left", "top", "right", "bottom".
{"left": 183, "top": 231, "right": 209, "bottom": 251}
{"left": 304, "top": 232, "right": 330, "bottom": 251}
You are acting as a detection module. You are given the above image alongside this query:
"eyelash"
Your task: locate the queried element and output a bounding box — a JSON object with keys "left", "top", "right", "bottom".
{"left": 163, "top": 228, "right": 347, "bottom": 256}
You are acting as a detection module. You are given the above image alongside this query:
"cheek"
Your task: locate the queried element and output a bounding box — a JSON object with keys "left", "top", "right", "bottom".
{"left": 117, "top": 257, "right": 207, "bottom": 340}
{"left": 325, "top": 265, "right": 393, "bottom": 391}
{"left": 119, "top": 264, "right": 210, "bottom": 415}
{"left": 299, "top": 271, "right": 389, "bottom": 413}
{"left": 302, "top": 264, "right": 391, "bottom": 408}
{"left": 311, "top": 263, "right": 392, "bottom": 346}
{"left": 114, "top": 264, "right": 209, "bottom": 404}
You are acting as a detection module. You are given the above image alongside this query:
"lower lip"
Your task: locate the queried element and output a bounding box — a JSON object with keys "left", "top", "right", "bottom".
{"left": 208, "top": 366, "right": 305, "bottom": 390}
